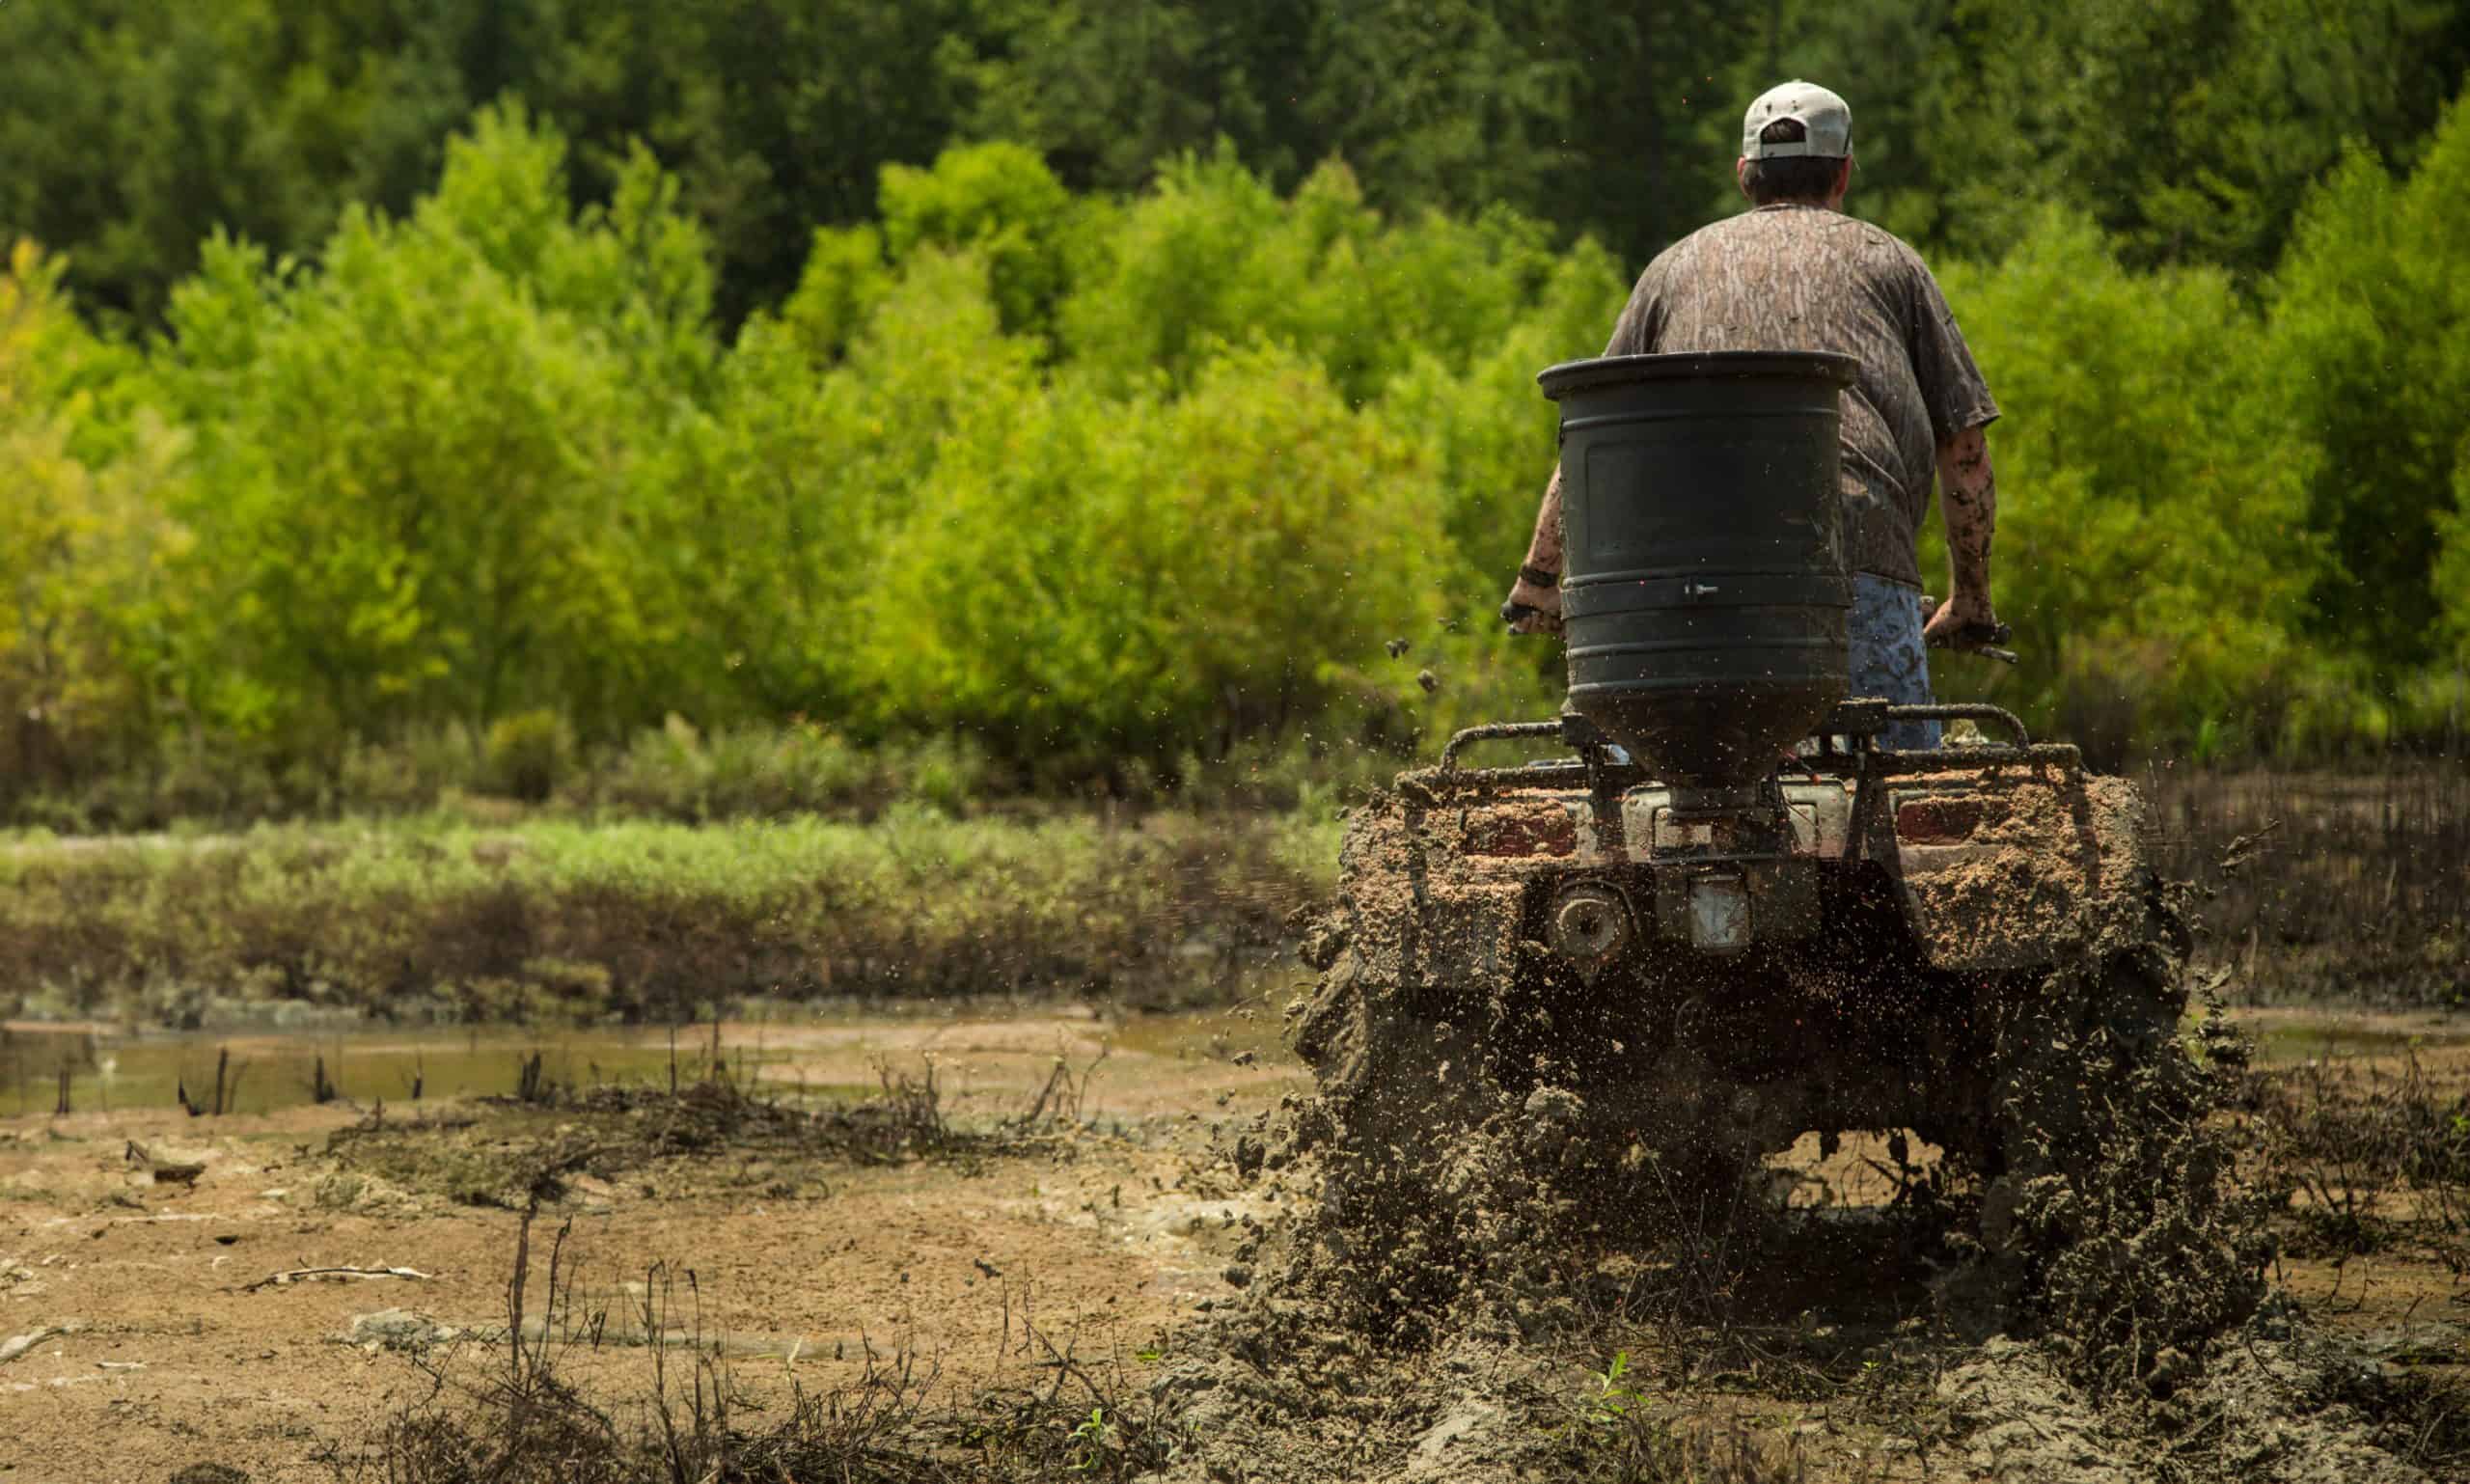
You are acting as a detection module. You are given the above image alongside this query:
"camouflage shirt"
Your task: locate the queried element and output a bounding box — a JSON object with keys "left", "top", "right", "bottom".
{"left": 1602, "top": 204, "right": 1998, "bottom": 587}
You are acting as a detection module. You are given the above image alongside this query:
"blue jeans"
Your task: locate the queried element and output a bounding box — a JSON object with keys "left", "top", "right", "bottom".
{"left": 1851, "top": 573, "right": 1940, "bottom": 750}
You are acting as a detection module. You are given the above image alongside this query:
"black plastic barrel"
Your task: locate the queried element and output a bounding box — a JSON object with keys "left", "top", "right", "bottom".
{"left": 1538, "top": 351, "right": 1859, "bottom": 789}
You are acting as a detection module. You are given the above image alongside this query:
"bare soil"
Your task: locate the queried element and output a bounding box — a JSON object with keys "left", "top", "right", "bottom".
{"left": 0, "top": 1008, "right": 1294, "bottom": 1484}
{"left": 0, "top": 1004, "right": 2463, "bottom": 1484}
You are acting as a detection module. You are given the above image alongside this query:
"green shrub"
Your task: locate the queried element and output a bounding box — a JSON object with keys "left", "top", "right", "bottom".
{"left": 1934, "top": 210, "right": 2333, "bottom": 759}
{"left": 485, "top": 710, "right": 574, "bottom": 803}
{"left": 879, "top": 141, "right": 1077, "bottom": 338}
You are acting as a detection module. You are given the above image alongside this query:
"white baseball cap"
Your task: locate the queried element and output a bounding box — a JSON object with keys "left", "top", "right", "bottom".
{"left": 1743, "top": 81, "right": 1852, "bottom": 159}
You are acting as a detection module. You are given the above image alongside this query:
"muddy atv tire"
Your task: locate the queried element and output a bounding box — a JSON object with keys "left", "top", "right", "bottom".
{"left": 1954, "top": 920, "right": 2264, "bottom": 1376}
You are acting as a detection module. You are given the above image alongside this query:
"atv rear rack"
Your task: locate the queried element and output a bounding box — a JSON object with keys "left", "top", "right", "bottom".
{"left": 1431, "top": 701, "right": 2072, "bottom": 787}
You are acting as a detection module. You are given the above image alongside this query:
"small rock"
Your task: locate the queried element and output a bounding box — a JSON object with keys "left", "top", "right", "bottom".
{"left": 1413, "top": 1401, "right": 1501, "bottom": 1460}
{"left": 1221, "top": 1264, "right": 1252, "bottom": 1289}
{"left": 343, "top": 1307, "right": 449, "bottom": 1352}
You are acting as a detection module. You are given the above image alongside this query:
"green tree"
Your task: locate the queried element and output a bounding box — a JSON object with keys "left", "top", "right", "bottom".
{"left": 157, "top": 106, "right": 715, "bottom": 750}
{"left": 1935, "top": 212, "right": 2329, "bottom": 755}
{"left": 1058, "top": 151, "right": 1594, "bottom": 404}
{"left": 879, "top": 143, "right": 1079, "bottom": 339}
{"left": 0, "top": 244, "right": 194, "bottom": 792}
{"left": 854, "top": 343, "right": 1444, "bottom": 764}
{"left": 2270, "top": 96, "right": 2470, "bottom": 675}
{"left": 972, "top": 0, "right": 1753, "bottom": 265}
{"left": 1901, "top": 0, "right": 2470, "bottom": 274}
{"left": 663, "top": 246, "right": 1044, "bottom": 725}
{"left": 966, "top": 0, "right": 1321, "bottom": 198}
{"left": 0, "top": 0, "right": 993, "bottom": 328}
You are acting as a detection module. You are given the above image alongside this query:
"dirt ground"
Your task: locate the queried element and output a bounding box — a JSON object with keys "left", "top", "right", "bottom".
{"left": 0, "top": 1006, "right": 1297, "bottom": 1484}
{"left": 1, "top": 1003, "right": 2464, "bottom": 1484}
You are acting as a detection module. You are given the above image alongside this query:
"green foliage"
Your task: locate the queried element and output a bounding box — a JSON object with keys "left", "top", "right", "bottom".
{"left": 13, "top": 65, "right": 2470, "bottom": 802}
{"left": 1934, "top": 211, "right": 2325, "bottom": 757}
{"left": 574, "top": 721, "right": 988, "bottom": 823}
{"left": 1059, "top": 151, "right": 1603, "bottom": 404}
{"left": 0, "top": 0, "right": 988, "bottom": 326}
{"left": 777, "top": 225, "right": 892, "bottom": 363}
{"left": 158, "top": 105, "right": 710, "bottom": 748}
{"left": 853, "top": 339, "right": 1444, "bottom": 764}
{"left": 880, "top": 142, "right": 1077, "bottom": 338}
{"left": 1840, "top": 0, "right": 2470, "bottom": 276}
{"left": 1066, "top": 1406, "right": 1118, "bottom": 1470}
{"left": 485, "top": 709, "right": 575, "bottom": 803}
{"left": 7, "top": 0, "right": 2465, "bottom": 334}
{"left": 0, "top": 244, "right": 192, "bottom": 788}
{"left": 1579, "top": 1351, "right": 1641, "bottom": 1430}
{"left": 2270, "top": 99, "right": 2470, "bottom": 674}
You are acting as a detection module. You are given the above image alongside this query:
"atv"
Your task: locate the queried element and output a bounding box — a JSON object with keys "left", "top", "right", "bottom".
{"left": 1291, "top": 351, "right": 2191, "bottom": 1263}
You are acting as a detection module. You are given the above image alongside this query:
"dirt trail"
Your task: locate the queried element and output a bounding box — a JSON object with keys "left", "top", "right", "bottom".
{"left": 0, "top": 1008, "right": 1297, "bottom": 1484}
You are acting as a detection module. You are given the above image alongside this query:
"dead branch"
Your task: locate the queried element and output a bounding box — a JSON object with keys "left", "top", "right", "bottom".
{"left": 241, "top": 1265, "right": 435, "bottom": 1294}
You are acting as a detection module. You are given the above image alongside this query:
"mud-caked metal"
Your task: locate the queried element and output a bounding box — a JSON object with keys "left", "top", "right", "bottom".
{"left": 1540, "top": 351, "right": 1859, "bottom": 792}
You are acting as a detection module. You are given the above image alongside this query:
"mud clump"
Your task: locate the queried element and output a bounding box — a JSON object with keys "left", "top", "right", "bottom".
{"left": 1937, "top": 1324, "right": 2437, "bottom": 1483}
{"left": 1953, "top": 976, "right": 2273, "bottom": 1391}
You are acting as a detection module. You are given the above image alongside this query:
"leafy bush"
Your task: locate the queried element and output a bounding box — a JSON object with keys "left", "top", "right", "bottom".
{"left": 486, "top": 710, "right": 576, "bottom": 803}
{"left": 1933, "top": 211, "right": 2328, "bottom": 759}
{"left": 2270, "top": 98, "right": 2470, "bottom": 674}
{"left": 879, "top": 141, "right": 1078, "bottom": 338}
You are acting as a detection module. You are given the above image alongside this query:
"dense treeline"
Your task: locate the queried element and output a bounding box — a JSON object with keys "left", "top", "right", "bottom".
{"left": 10, "top": 1, "right": 2463, "bottom": 326}
{"left": 3, "top": 4, "right": 2468, "bottom": 821}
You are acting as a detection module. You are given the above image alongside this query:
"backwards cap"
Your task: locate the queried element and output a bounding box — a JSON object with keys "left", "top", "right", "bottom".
{"left": 1743, "top": 81, "right": 1852, "bottom": 159}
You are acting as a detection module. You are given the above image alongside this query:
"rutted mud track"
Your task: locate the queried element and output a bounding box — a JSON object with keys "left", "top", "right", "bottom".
{"left": 2, "top": 1004, "right": 2465, "bottom": 1482}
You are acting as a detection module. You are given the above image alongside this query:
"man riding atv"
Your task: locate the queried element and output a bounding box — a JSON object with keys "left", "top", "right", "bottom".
{"left": 1499, "top": 81, "right": 2002, "bottom": 750}
{"left": 1277, "top": 83, "right": 2257, "bottom": 1359}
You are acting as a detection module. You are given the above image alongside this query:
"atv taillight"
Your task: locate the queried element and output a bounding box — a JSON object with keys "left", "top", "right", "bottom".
{"left": 1464, "top": 806, "right": 1578, "bottom": 857}
{"left": 1895, "top": 798, "right": 1983, "bottom": 843}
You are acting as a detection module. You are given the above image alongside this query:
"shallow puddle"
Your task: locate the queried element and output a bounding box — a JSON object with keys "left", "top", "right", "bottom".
{"left": 0, "top": 1022, "right": 812, "bottom": 1118}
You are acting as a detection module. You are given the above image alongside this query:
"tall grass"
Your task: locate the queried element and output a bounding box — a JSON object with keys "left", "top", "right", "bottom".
{"left": 0, "top": 811, "right": 1338, "bottom": 1027}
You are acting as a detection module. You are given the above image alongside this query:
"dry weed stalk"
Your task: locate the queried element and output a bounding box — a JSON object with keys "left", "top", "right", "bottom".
{"left": 2254, "top": 1048, "right": 2470, "bottom": 1266}
{"left": 1014, "top": 1044, "right": 1108, "bottom": 1130}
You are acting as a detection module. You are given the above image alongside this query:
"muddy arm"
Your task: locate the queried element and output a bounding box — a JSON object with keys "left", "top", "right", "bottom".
{"left": 1501, "top": 465, "right": 1566, "bottom": 633}
{"left": 1924, "top": 425, "right": 1998, "bottom": 642}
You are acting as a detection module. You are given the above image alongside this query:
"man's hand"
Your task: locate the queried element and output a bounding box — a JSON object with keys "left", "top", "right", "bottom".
{"left": 1921, "top": 589, "right": 1998, "bottom": 646}
{"left": 1501, "top": 566, "right": 1563, "bottom": 635}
